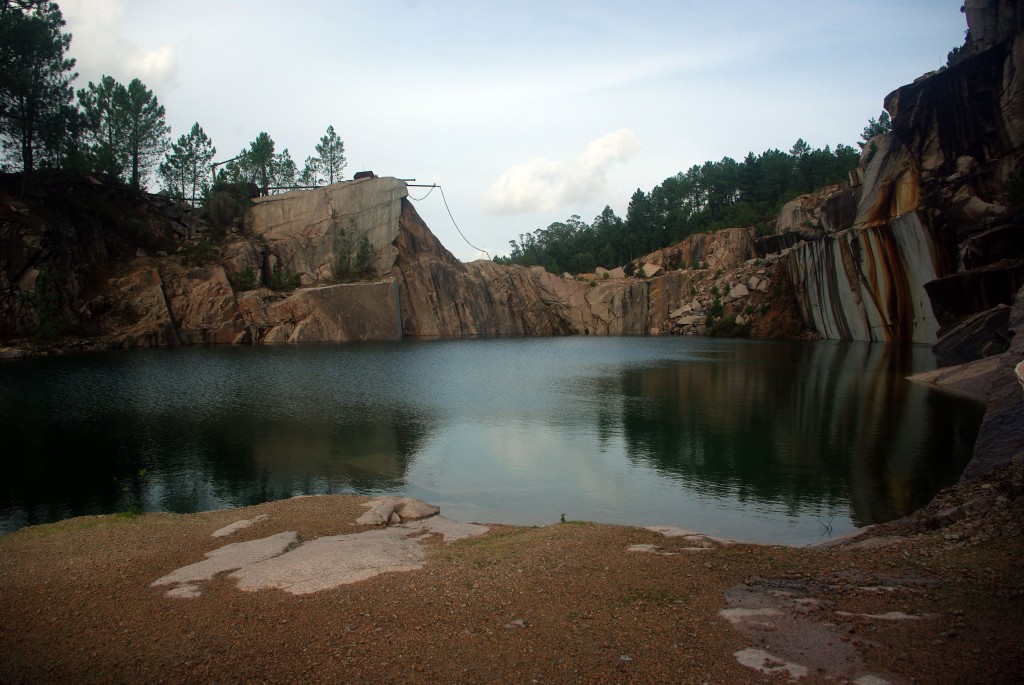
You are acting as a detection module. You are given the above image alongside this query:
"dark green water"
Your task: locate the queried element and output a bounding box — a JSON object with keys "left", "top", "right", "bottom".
{"left": 0, "top": 337, "right": 984, "bottom": 544}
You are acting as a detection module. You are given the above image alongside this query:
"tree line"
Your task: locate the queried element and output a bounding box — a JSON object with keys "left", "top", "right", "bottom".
{"left": 496, "top": 139, "right": 863, "bottom": 274}
{"left": 0, "top": 1, "right": 347, "bottom": 203}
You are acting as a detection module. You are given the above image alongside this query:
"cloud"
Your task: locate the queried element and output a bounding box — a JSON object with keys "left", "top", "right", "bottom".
{"left": 483, "top": 129, "right": 638, "bottom": 214}
{"left": 61, "top": 0, "right": 179, "bottom": 90}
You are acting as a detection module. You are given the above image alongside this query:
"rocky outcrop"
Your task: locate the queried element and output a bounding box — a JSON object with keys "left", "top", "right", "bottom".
{"left": 237, "top": 280, "right": 402, "bottom": 343}
{"left": 774, "top": 0, "right": 1024, "bottom": 345}
{"left": 786, "top": 209, "right": 944, "bottom": 343}
{"left": 626, "top": 227, "right": 756, "bottom": 274}
{"left": 248, "top": 177, "right": 407, "bottom": 282}
{"left": 775, "top": 183, "right": 859, "bottom": 239}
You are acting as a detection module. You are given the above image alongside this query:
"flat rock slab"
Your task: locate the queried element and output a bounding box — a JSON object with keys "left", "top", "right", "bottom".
{"left": 151, "top": 531, "right": 299, "bottom": 596}
{"left": 153, "top": 499, "right": 489, "bottom": 598}
{"left": 401, "top": 515, "right": 489, "bottom": 542}
{"left": 231, "top": 528, "right": 426, "bottom": 595}
{"left": 212, "top": 513, "right": 269, "bottom": 538}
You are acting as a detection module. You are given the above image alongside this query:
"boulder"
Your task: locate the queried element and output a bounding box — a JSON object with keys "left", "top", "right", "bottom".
{"left": 775, "top": 183, "right": 858, "bottom": 238}
{"left": 727, "top": 283, "right": 750, "bottom": 300}
{"left": 357, "top": 497, "right": 441, "bottom": 526}
{"left": 639, "top": 263, "right": 662, "bottom": 278}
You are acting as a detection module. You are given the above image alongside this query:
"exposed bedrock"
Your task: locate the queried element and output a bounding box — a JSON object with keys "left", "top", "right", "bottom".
{"left": 785, "top": 210, "right": 943, "bottom": 343}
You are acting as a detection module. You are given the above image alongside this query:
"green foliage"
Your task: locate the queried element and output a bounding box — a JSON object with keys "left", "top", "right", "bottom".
{"left": 159, "top": 121, "right": 215, "bottom": 206}
{"left": 314, "top": 124, "right": 346, "bottom": 184}
{"left": 709, "top": 285, "right": 720, "bottom": 297}
{"left": 497, "top": 140, "right": 860, "bottom": 270}
{"left": 116, "top": 78, "right": 170, "bottom": 190}
{"left": 334, "top": 217, "right": 353, "bottom": 278}
{"left": 77, "top": 75, "right": 123, "bottom": 177}
{"left": 706, "top": 311, "right": 748, "bottom": 337}
{"left": 299, "top": 155, "right": 322, "bottom": 187}
{"left": 947, "top": 45, "right": 966, "bottom": 67}
{"left": 0, "top": 1, "right": 78, "bottom": 174}
{"left": 249, "top": 132, "right": 274, "bottom": 192}
{"left": 860, "top": 111, "right": 892, "bottom": 147}
{"left": 334, "top": 218, "right": 378, "bottom": 280}
{"left": 709, "top": 297, "right": 724, "bottom": 319}
{"left": 25, "top": 271, "right": 61, "bottom": 341}
{"left": 354, "top": 235, "right": 377, "bottom": 275}
{"left": 269, "top": 262, "right": 300, "bottom": 291}
{"left": 180, "top": 239, "right": 217, "bottom": 266}
{"left": 202, "top": 189, "right": 246, "bottom": 232}
{"left": 229, "top": 265, "right": 259, "bottom": 291}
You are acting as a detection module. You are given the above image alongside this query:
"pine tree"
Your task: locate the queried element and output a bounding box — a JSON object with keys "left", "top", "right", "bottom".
{"left": 0, "top": 1, "right": 78, "bottom": 174}
{"left": 116, "top": 78, "right": 169, "bottom": 190}
{"left": 159, "top": 122, "right": 215, "bottom": 205}
{"left": 314, "top": 124, "right": 345, "bottom": 184}
{"left": 247, "top": 132, "right": 274, "bottom": 195}
{"left": 77, "top": 75, "right": 123, "bottom": 177}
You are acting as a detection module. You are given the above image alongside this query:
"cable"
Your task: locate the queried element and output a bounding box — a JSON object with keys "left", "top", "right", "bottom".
{"left": 411, "top": 184, "right": 491, "bottom": 260}
{"left": 407, "top": 185, "right": 436, "bottom": 202}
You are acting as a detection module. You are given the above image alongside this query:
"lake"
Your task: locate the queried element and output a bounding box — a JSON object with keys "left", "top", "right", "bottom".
{"left": 0, "top": 337, "right": 984, "bottom": 544}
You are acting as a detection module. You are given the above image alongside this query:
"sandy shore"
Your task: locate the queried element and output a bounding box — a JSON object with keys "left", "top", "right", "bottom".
{"left": 1, "top": 462, "right": 1023, "bottom": 684}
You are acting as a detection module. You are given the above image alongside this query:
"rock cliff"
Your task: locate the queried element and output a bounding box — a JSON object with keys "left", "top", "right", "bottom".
{"left": 772, "top": 0, "right": 1024, "bottom": 346}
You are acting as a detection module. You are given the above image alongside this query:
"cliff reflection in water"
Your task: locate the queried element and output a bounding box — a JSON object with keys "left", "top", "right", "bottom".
{"left": 0, "top": 339, "right": 985, "bottom": 540}
{"left": 608, "top": 341, "right": 982, "bottom": 525}
{"left": 0, "top": 347, "right": 434, "bottom": 532}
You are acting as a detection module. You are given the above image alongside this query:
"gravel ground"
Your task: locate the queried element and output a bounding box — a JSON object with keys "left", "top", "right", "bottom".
{"left": 1, "top": 463, "right": 1023, "bottom": 684}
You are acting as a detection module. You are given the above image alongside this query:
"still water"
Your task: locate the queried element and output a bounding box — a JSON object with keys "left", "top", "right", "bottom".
{"left": 0, "top": 337, "right": 983, "bottom": 544}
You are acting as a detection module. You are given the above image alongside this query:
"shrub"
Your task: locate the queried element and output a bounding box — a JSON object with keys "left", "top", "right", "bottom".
{"left": 269, "top": 262, "right": 301, "bottom": 291}
{"left": 229, "top": 265, "right": 259, "bottom": 291}
{"left": 354, "top": 236, "right": 377, "bottom": 275}
{"left": 180, "top": 239, "right": 217, "bottom": 266}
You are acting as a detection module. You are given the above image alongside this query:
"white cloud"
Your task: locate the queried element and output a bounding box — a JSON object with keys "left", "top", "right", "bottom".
{"left": 61, "top": 0, "right": 179, "bottom": 90}
{"left": 483, "top": 129, "right": 639, "bottom": 214}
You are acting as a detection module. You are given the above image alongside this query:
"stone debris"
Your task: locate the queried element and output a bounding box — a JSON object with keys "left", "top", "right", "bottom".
{"left": 505, "top": 618, "right": 527, "bottom": 629}
{"left": 720, "top": 575, "right": 912, "bottom": 683}
{"left": 212, "top": 513, "right": 269, "bottom": 538}
{"left": 834, "top": 610, "right": 925, "bottom": 621}
{"left": 733, "top": 648, "right": 808, "bottom": 679}
{"left": 626, "top": 543, "right": 673, "bottom": 555}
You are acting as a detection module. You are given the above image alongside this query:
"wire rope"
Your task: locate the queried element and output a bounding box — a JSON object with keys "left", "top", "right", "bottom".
{"left": 408, "top": 183, "right": 490, "bottom": 260}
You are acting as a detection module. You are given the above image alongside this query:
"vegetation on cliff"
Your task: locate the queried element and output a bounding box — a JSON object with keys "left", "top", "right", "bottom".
{"left": 0, "top": 1, "right": 347, "bottom": 200}
{"left": 495, "top": 140, "right": 860, "bottom": 274}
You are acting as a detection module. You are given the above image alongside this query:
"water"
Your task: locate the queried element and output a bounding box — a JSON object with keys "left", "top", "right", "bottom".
{"left": 0, "top": 337, "right": 984, "bottom": 544}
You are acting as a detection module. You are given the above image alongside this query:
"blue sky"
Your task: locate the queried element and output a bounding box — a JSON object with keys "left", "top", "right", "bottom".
{"left": 59, "top": 0, "right": 967, "bottom": 261}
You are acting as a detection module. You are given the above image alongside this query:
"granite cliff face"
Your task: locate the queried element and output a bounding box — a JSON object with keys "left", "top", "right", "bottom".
{"left": 773, "top": 0, "right": 1024, "bottom": 347}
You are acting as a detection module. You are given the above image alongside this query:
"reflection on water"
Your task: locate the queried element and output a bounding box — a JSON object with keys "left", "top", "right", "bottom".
{"left": 608, "top": 342, "right": 980, "bottom": 526}
{"left": 0, "top": 338, "right": 983, "bottom": 543}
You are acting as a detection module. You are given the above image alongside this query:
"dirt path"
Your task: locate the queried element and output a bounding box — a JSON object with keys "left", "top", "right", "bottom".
{"left": 1, "top": 471, "right": 1023, "bottom": 684}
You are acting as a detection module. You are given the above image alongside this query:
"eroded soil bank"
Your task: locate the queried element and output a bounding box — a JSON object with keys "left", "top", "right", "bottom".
{"left": 1, "top": 457, "right": 1023, "bottom": 684}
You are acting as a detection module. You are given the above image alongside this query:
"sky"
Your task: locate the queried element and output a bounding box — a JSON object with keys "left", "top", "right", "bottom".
{"left": 57, "top": 0, "right": 967, "bottom": 262}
